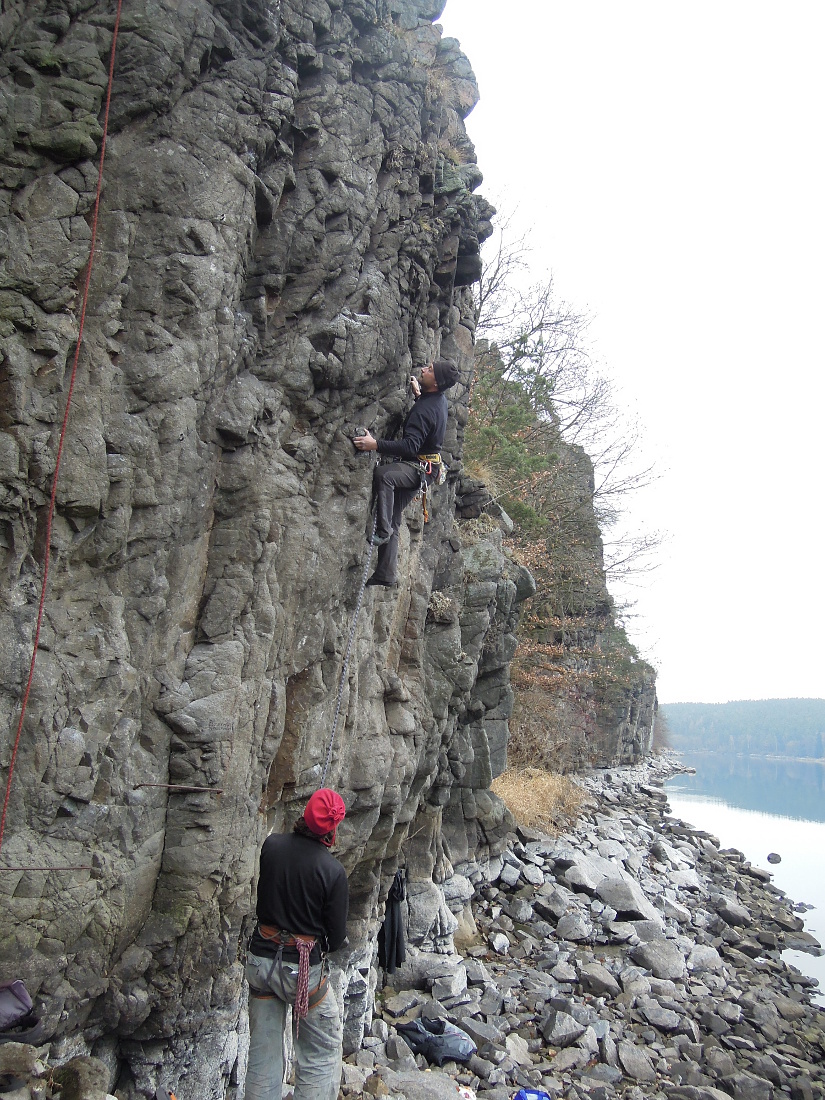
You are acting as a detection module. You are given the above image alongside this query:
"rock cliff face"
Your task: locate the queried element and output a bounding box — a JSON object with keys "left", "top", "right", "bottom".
{"left": 0, "top": 0, "right": 529, "bottom": 1094}
{"left": 0, "top": 2, "right": 656, "bottom": 1096}
{"left": 460, "top": 434, "right": 657, "bottom": 774}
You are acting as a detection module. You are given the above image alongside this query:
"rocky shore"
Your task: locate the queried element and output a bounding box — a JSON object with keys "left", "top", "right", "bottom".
{"left": 3, "top": 757, "right": 823, "bottom": 1099}
{"left": 346, "top": 757, "right": 825, "bottom": 1100}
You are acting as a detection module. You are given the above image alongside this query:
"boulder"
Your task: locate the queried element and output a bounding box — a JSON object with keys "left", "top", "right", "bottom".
{"left": 686, "top": 945, "right": 725, "bottom": 973}
{"left": 631, "top": 938, "right": 687, "bottom": 980}
{"left": 578, "top": 962, "right": 621, "bottom": 998}
{"left": 712, "top": 896, "right": 752, "bottom": 927}
{"left": 457, "top": 1018, "right": 503, "bottom": 1049}
{"left": 556, "top": 911, "right": 592, "bottom": 942}
{"left": 617, "top": 1040, "right": 657, "bottom": 1082}
{"left": 638, "top": 996, "right": 682, "bottom": 1031}
{"left": 595, "top": 873, "right": 661, "bottom": 922}
{"left": 540, "top": 1010, "right": 587, "bottom": 1048}
{"left": 379, "top": 1069, "right": 470, "bottom": 1100}
{"left": 505, "top": 1032, "right": 531, "bottom": 1065}
{"left": 724, "top": 1073, "right": 775, "bottom": 1100}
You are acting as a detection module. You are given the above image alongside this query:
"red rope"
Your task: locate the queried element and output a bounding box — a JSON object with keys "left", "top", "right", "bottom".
{"left": 294, "top": 939, "right": 312, "bottom": 1034}
{"left": 0, "top": 0, "right": 124, "bottom": 855}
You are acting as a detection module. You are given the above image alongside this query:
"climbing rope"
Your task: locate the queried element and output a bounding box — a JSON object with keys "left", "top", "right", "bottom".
{"left": 320, "top": 513, "right": 377, "bottom": 787}
{"left": 0, "top": 0, "right": 124, "bottom": 856}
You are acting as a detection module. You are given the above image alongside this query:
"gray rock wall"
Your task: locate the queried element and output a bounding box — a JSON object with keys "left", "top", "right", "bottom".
{"left": 461, "top": 436, "right": 657, "bottom": 775}
{"left": 0, "top": 1, "right": 518, "bottom": 1095}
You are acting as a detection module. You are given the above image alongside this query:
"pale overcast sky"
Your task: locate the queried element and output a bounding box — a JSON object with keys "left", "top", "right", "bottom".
{"left": 438, "top": 0, "right": 825, "bottom": 705}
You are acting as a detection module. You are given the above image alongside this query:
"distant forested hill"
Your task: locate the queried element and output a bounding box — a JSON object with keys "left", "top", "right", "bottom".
{"left": 661, "top": 698, "right": 825, "bottom": 759}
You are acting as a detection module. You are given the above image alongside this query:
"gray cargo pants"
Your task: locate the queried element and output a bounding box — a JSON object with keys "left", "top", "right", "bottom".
{"left": 371, "top": 460, "right": 426, "bottom": 584}
{"left": 245, "top": 952, "right": 342, "bottom": 1100}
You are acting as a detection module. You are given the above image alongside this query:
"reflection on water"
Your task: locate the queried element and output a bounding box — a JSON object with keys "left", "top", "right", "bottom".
{"left": 666, "top": 752, "right": 825, "bottom": 1005}
{"left": 669, "top": 752, "right": 825, "bottom": 823}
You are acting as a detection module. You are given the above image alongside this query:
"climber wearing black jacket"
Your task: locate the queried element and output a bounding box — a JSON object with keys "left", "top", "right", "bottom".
{"left": 245, "top": 789, "right": 348, "bottom": 1100}
{"left": 353, "top": 358, "right": 461, "bottom": 587}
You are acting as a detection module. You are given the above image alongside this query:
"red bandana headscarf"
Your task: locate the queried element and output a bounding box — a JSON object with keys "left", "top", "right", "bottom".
{"left": 303, "top": 788, "right": 346, "bottom": 846}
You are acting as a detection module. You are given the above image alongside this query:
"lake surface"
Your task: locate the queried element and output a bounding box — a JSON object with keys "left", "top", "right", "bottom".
{"left": 665, "top": 752, "right": 825, "bottom": 1005}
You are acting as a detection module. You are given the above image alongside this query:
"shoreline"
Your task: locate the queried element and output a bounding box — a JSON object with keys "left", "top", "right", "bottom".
{"left": 668, "top": 750, "right": 825, "bottom": 767}
{"left": 352, "top": 753, "right": 825, "bottom": 1100}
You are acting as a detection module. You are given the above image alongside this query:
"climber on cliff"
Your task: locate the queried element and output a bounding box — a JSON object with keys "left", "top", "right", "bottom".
{"left": 245, "top": 788, "right": 349, "bottom": 1100}
{"left": 352, "top": 357, "right": 461, "bottom": 587}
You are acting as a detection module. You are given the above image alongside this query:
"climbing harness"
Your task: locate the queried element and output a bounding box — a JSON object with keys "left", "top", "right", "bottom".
{"left": 250, "top": 925, "right": 329, "bottom": 1034}
{"left": 319, "top": 513, "right": 377, "bottom": 787}
{"left": 0, "top": 0, "right": 124, "bottom": 859}
{"left": 417, "top": 452, "right": 443, "bottom": 477}
{"left": 422, "top": 451, "right": 448, "bottom": 486}
{"left": 416, "top": 452, "right": 446, "bottom": 524}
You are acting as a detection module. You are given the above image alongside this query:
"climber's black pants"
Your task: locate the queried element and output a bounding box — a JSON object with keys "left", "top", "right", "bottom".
{"left": 371, "top": 461, "right": 423, "bottom": 584}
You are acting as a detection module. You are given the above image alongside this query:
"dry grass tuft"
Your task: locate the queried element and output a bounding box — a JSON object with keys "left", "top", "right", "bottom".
{"left": 463, "top": 458, "right": 501, "bottom": 499}
{"left": 458, "top": 512, "right": 501, "bottom": 546}
{"left": 427, "top": 590, "right": 458, "bottom": 622}
{"left": 491, "top": 766, "right": 585, "bottom": 835}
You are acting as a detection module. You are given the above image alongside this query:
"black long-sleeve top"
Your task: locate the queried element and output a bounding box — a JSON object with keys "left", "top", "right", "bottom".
{"left": 249, "top": 832, "right": 349, "bottom": 962}
{"left": 376, "top": 390, "right": 448, "bottom": 460}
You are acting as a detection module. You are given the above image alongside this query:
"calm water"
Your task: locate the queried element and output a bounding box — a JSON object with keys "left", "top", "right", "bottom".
{"left": 665, "top": 752, "right": 825, "bottom": 1005}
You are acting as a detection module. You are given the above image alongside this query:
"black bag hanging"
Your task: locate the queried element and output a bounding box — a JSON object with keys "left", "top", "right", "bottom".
{"left": 378, "top": 868, "right": 406, "bottom": 974}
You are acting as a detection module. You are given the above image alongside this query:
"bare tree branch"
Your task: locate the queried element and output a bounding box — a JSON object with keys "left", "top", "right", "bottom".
{"left": 467, "top": 219, "right": 663, "bottom": 584}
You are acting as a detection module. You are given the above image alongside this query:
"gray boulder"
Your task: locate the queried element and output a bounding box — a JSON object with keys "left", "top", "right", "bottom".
{"left": 556, "top": 911, "right": 592, "bottom": 942}
{"left": 379, "top": 1069, "right": 470, "bottom": 1100}
{"left": 631, "top": 938, "right": 687, "bottom": 980}
{"left": 668, "top": 1089, "right": 737, "bottom": 1100}
{"left": 386, "top": 1035, "right": 418, "bottom": 1073}
{"left": 638, "top": 996, "right": 682, "bottom": 1031}
{"left": 617, "top": 1039, "right": 657, "bottom": 1082}
{"left": 458, "top": 1017, "right": 504, "bottom": 1049}
{"left": 578, "top": 962, "right": 621, "bottom": 998}
{"left": 595, "top": 873, "right": 661, "bottom": 922}
{"left": 533, "top": 886, "right": 571, "bottom": 921}
{"left": 540, "top": 1010, "right": 587, "bottom": 1048}
{"left": 712, "top": 895, "right": 752, "bottom": 926}
{"left": 506, "top": 898, "right": 535, "bottom": 923}
{"left": 564, "top": 853, "right": 616, "bottom": 892}
{"left": 686, "top": 945, "right": 725, "bottom": 973}
{"left": 724, "top": 1073, "right": 775, "bottom": 1100}
{"left": 489, "top": 932, "right": 510, "bottom": 955}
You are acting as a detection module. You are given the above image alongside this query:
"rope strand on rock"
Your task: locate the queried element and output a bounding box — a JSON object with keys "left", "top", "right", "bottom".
{"left": 0, "top": 0, "right": 124, "bottom": 856}
{"left": 320, "top": 513, "right": 377, "bottom": 787}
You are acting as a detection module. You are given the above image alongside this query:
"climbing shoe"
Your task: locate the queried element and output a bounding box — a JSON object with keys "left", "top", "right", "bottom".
{"left": 366, "top": 574, "right": 397, "bottom": 588}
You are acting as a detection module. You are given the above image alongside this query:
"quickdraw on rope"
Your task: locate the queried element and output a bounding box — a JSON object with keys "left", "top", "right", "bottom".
{"left": 320, "top": 513, "right": 377, "bottom": 787}
{"left": 417, "top": 454, "right": 441, "bottom": 525}
{"left": 0, "top": 0, "right": 124, "bottom": 857}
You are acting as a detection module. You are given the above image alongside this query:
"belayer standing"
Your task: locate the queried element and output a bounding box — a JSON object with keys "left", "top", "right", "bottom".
{"left": 245, "top": 789, "right": 349, "bottom": 1100}
{"left": 353, "top": 357, "right": 461, "bottom": 587}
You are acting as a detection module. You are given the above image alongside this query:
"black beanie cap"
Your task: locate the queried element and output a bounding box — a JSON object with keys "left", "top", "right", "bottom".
{"left": 433, "top": 358, "right": 460, "bottom": 391}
